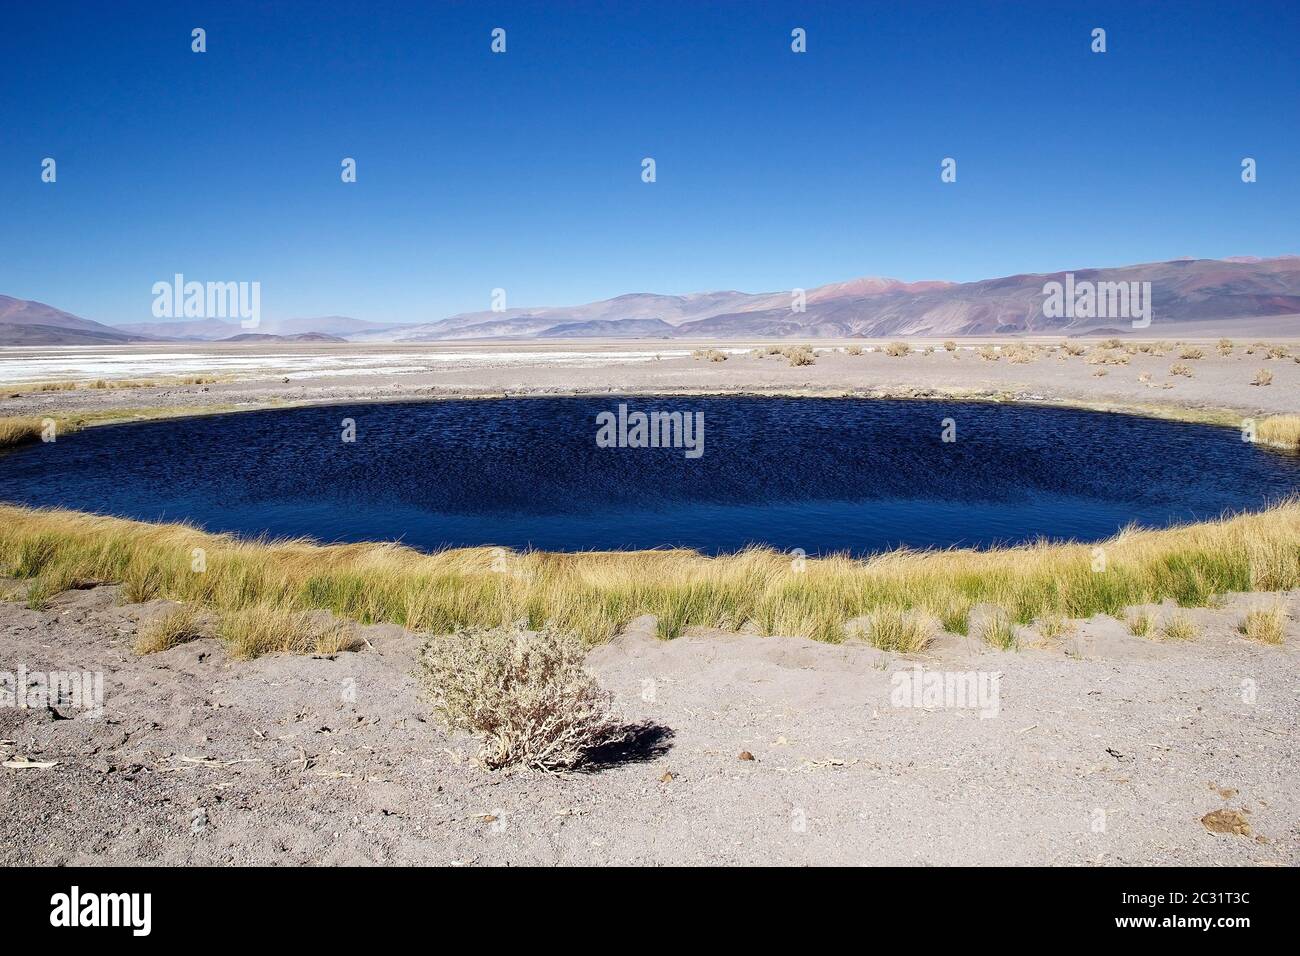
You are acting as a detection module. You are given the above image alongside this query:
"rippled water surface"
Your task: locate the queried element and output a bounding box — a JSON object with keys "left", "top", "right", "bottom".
{"left": 1, "top": 398, "right": 1296, "bottom": 555}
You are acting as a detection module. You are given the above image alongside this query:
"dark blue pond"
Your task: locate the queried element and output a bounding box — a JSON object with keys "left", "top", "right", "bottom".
{"left": 1, "top": 398, "right": 1296, "bottom": 555}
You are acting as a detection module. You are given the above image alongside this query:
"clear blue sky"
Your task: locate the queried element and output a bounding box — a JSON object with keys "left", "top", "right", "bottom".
{"left": 1, "top": 0, "right": 1296, "bottom": 326}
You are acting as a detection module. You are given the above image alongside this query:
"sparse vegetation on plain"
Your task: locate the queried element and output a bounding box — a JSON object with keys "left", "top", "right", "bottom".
{"left": 781, "top": 345, "right": 816, "bottom": 366}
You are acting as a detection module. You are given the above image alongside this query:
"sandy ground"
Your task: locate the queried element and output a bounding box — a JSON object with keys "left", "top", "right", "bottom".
{"left": 2, "top": 338, "right": 1298, "bottom": 421}
{"left": 1, "top": 583, "right": 1296, "bottom": 866}
{"left": 2, "top": 339, "right": 1298, "bottom": 866}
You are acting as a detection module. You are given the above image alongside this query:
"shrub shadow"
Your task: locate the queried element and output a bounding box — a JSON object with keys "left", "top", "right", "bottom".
{"left": 580, "top": 722, "right": 675, "bottom": 772}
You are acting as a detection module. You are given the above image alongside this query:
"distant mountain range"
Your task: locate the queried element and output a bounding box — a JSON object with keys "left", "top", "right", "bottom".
{"left": 112, "top": 314, "right": 390, "bottom": 340}
{"left": 3, "top": 256, "right": 1298, "bottom": 345}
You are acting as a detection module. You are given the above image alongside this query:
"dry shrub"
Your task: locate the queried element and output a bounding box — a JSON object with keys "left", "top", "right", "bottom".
{"left": 977, "top": 346, "right": 1000, "bottom": 361}
{"left": 1061, "top": 341, "right": 1086, "bottom": 356}
{"left": 1179, "top": 347, "right": 1204, "bottom": 360}
{"left": 845, "top": 344, "right": 863, "bottom": 356}
{"left": 691, "top": 348, "right": 728, "bottom": 362}
{"left": 1256, "top": 414, "right": 1300, "bottom": 449}
{"left": 419, "top": 621, "right": 626, "bottom": 771}
{"left": 1126, "top": 609, "right": 1156, "bottom": 637}
{"left": 1252, "top": 369, "right": 1273, "bottom": 386}
{"left": 976, "top": 607, "right": 1017, "bottom": 649}
{"left": 1034, "top": 613, "right": 1072, "bottom": 639}
{"left": 1161, "top": 614, "right": 1199, "bottom": 641}
{"left": 781, "top": 345, "right": 816, "bottom": 366}
{"left": 942, "top": 340, "right": 957, "bottom": 352}
{"left": 1006, "top": 345, "right": 1034, "bottom": 364}
{"left": 1099, "top": 338, "right": 1122, "bottom": 349}
{"left": 135, "top": 603, "right": 204, "bottom": 654}
{"left": 0, "top": 417, "right": 47, "bottom": 449}
{"left": 216, "top": 605, "right": 358, "bottom": 659}
{"left": 849, "top": 606, "right": 935, "bottom": 652}
{"left": 1239, "top": 603, "right": 1287, "bottom": 645}
{"left": 884, "top": 342, "right": 911, "bottom": 357}
{"left": 1169, "top": 363, "right": 1193, "bottom": 377}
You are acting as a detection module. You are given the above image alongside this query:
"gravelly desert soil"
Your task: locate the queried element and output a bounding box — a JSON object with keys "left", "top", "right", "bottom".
{"left": 2, "top": 585, "right": 1295, "bottom": 866}
{"left": 3, "top": 338, "right": 1298, "bottom": 422}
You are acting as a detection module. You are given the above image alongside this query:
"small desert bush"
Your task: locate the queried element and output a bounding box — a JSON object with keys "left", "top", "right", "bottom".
{"left": 1161, "top": 614, "right": 1199, "bottom": 641}
{"left": 1006, "top": 345, "right": 1034, "bottom": 364}
{"left": 1088, "top": 349, "right": 1130, "bottom": 366}
{"left": 977, "top": 346, "right": 999, "bottom": 361}
{"left": 1099, "top": 338, "right": 1122, "bottom": 350}
{"left": 1239, "top": 603, "right": 1287, "bottom": 645}
{"left": 1218, "top": 339, "right": 1233, "bottom": 351}
{"left": 1169, "top": 363, "right": 1193, "bottom": 377}
{"left": 419, "top": 622, "right": 625, "bottom": 771}
{"left": 1035, "top": 613, "right": 1072, "bottom": 639}
{"left": 782, "top": 345, "right": 816, "bottom": 366}
{"left": 1256, "top": 414, "right": 1300, "bottom": 449}
{"left": 977, "top": 607, "right": 1017, "bottom": 650}
{"left": 1061, "top": 341, "right": 1086, "bottom": 356}
{"left": 942, "top": 340, "right": 957, "bottom": 352}
{"left": 1179, "top": 347, "right": 1204, "bottom": 360}
{"left": 884, "top": 342, "right": 911, "bottom": 357}
{"left": 845, "top": 344, "right": 863, "bottom": 356}
{"left": 691, "top": 348, "right": 728, "bottom": 362}
{"left": 852, "top": 606, "right": 935, "bottom": 652}
{"left": 216, "top": 605, "right": 355, "bottom": 659}
{"left": 1252, "top": 369, "right": 1273, "bottom": 386}
{"left": 135, "top": 604, "right": 205, "bottom": 654}
{"left": 1126, "top": 609, "right": 1157, "bottom": 637}
{"left": 1266, "top": 344, "right": 1290, "bottom": 360}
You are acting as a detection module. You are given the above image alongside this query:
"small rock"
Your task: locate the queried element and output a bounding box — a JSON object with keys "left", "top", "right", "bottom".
{"left": 1200, "top": 809, "right": 1251, "bottom": 837}
{"left": 738, "top": 751, "right": 755, "bottom": 761}
{"left": 659, "top": 771, "right": 674, "bottom": 783}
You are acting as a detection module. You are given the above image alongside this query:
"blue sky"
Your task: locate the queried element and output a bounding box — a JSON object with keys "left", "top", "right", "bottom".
{"left": 1, "top": 0, "right": 1296, "bottom": 326}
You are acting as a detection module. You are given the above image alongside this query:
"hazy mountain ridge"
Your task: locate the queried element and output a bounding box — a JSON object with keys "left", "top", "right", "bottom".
{"left": 4, "top": 257, "right": 1298, "bottom": 345}
{"left": 357, "top": 257, "right": 1300, "bottom": 341}
{"left": 114, "top": 315, "right": 393, "bottom": 341}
